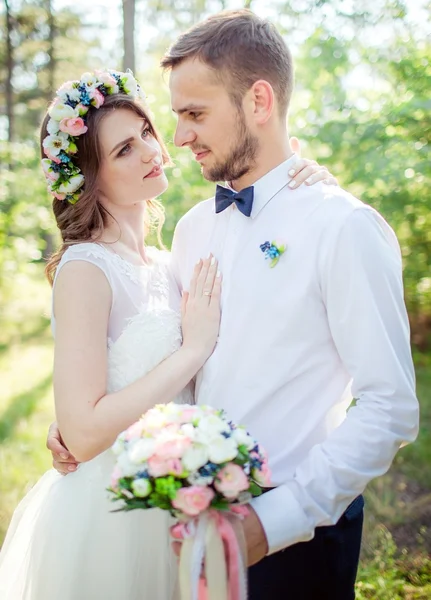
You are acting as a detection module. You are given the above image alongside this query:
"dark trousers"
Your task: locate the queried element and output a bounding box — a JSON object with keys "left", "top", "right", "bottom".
{"left": 248, "top": 495, "right": 364, "bottom": 600}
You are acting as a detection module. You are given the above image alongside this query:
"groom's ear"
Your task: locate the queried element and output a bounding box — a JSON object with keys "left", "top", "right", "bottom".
{"left": 245, "top": 80, "right": 275, "bottom": 126}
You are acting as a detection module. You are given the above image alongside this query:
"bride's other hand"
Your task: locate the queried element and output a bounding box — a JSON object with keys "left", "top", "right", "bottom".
{"left": 287, "top": 136, "right": 338, "bottom": 189}
{"left": 46, "top": 421, "right": 80, "bottom": 475}
{"left": 181, "top": 255, "right": 221, "bottom": 363}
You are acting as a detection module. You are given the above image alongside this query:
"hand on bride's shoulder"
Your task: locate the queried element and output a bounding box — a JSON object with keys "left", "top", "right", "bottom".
{"left": 181, "top": 255, "right": 221, "bottom": 363}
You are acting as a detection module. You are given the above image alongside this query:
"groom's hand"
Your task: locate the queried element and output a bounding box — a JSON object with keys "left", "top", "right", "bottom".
{"left": 47, "top": 421, "right": 80, "bottom": 475}
{"left": 242, "top": 506, "right": 269, "bottom": 566}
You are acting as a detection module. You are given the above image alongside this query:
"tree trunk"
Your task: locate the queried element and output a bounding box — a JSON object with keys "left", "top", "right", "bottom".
{"left": 46, "top": 0, "right": 56, "bottom": 97}
{"left": 122, "top": 0, "right": 136, "bottom": 73}
{"left": 4, "top": 0, "right": 14, "bottom": 143}
{"left": 42, "top": 0, "right": 57, "bottom": 259}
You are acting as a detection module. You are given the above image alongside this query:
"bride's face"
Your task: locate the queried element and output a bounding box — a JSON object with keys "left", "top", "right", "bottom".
{"left": 97, "top": 108, "right": 168, "bottom": 206}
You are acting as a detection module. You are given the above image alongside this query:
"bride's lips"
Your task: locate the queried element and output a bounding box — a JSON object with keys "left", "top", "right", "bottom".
{"left": 144, "top": 164, "right": 163, "bottom": 179}
{"left": 194, "top": 150, "right": 210, "bottom": 163}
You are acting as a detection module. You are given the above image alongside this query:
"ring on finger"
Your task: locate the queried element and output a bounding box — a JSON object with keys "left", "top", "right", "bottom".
{"left": 203, "top": 291, "right": 212, "bottom": 297}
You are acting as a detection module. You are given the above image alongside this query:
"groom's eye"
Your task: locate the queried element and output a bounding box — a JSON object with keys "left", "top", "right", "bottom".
{"left": 189, "top": 111, "right": 201, "bottom": 120}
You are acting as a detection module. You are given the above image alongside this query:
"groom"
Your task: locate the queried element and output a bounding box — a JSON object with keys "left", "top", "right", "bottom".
{"left": 48, "top": 10, "right": 419, "bottom": 599}
{"left": 162, "top": 9, "right": 419, "bottom": 599}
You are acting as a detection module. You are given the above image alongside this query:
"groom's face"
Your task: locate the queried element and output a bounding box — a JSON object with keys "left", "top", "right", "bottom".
{"left": 170, "top": 58, "right": 258, "bottom": 183}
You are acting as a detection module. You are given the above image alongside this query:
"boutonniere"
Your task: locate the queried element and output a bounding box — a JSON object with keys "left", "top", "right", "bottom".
{"left": 260, "top": 240, "right": 286, "bottom": 268}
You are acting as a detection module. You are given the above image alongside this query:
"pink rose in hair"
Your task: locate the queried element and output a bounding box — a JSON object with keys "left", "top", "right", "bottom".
{"left": 172, "top": 486, "right": 215, "bottom": 517}
{"left": 59, "top": 117, "right": 88, "bottom": 137}
{"left": 90, "top": 88, "right": 105, "bottom": 108}
{"left": 214, "top": 463, "right": 249, "bottom": 499}
{"left": 46, "top": 171, "right": 59, "bottom": 182}
{"left": 52, "top": 191, "right": 66, "bottom": 201}
{"left": 95, "top": 71, "right": 118, "bottom": 89}
{"left": 44, "top": 149, "right": 61, "bottom": 164}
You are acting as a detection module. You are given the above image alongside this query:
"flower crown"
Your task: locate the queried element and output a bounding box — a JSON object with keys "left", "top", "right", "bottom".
{"left": 41, "top": 70, "right": 146, "bottom": 204}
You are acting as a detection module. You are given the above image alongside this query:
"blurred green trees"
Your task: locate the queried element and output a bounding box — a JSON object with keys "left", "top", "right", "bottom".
{"left": 1, "top": 0, "right": 430, "bottom": 345}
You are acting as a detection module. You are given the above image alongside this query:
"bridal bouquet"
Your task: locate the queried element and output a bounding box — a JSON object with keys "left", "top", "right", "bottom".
{"left": 108, "top": 402, "right": 271, "bottom": 600}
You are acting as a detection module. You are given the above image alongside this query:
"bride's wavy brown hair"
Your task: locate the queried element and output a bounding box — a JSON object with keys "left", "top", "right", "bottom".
{"left": 42, "top": 94, "right": 170, "bottom": 285}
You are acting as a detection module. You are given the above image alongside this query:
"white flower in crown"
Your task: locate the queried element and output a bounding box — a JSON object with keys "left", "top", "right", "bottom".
{"left": 57, "top": 80, "right": 75, "bottom": 93}
{"left": 80, "top": 72, "right": 98, "bottom": 89}
{"left": 49, "top": 100, "right": 78, "bottom": 121}
{"left": 137, "top": 86, "right": 146, "bottom": 102}
{"left": 58, "top": 173, "right": 85, "bottom": 194}
{"left": 41, "top": 158, "right": 60, "bottom": 182}
{"left": 43, "top": 132, "right": 69, "bottom": 157}
{"left": 131, "top": 478, "right": 152, "bottom": 498}
{"left": 46, "top": 118, "right": 60, "bottom": 135}
{"left": 121, "top": 72, "right": 138, "bottom": 97}
{"left": 59, "top": 87, "right": 81, "bottom": 103}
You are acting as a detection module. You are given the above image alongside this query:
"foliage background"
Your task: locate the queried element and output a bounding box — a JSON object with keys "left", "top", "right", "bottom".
{"left": 1, "top": 1, "right": 430, "bottom": 597}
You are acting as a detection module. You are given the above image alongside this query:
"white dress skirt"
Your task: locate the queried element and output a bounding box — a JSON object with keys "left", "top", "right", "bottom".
{"left": 0, "top": 243, "right": 191, "bottom": 599}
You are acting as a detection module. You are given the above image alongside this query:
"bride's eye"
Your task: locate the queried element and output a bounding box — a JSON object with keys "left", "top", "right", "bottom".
{"left": 142, "top": 127, "right": 151, "bottom": 138}
{"left": 118, "top": 144, "right": 131, "bottom": 157}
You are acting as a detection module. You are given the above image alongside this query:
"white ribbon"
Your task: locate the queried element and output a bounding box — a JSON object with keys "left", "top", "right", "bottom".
{"left": 179, "top": 511, "right": 248, "bottom": 600}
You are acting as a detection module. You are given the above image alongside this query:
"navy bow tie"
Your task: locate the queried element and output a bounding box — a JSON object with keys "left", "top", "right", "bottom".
{"left": 215, "top": 184, "right": 254, "bottom": 217}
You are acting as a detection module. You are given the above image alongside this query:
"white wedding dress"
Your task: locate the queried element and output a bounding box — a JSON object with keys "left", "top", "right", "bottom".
{"left": 0, "top": 243, "right": 192, "bottom": 599}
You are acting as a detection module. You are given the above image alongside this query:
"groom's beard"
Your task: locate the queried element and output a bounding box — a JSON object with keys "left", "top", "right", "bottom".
{"left": 203, "top": 110, "right": 259, "bottom": 183}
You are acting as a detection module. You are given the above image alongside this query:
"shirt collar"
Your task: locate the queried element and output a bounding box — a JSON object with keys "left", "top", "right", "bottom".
{"left": 224, "top": 154, "right": 298, "bottom": 219}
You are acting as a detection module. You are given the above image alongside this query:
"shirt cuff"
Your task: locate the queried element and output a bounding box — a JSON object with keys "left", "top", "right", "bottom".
{"left": 250, "top": 484, "right": 314, "bottom": 555}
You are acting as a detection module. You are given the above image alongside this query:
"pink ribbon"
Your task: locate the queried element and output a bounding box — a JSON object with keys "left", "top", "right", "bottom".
{"left": 173, "top": 507, "right": 248, "bottom": 600}
{"left": 211, "top": 510, "right": 245, "bottom": 600}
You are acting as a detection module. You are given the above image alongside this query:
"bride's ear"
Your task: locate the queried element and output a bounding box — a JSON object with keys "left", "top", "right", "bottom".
{"left": 290, "top": 136, "right": 301, "bottom": 157}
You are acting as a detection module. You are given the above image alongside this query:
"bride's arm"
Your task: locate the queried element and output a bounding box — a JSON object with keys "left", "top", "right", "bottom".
{"left": 53, "top": 256, "right": 220, "bottom": 463}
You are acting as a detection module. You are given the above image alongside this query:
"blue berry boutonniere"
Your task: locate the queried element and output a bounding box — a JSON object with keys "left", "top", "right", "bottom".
{"left": 260, "top": 240, "right": 286, "bottom": 268}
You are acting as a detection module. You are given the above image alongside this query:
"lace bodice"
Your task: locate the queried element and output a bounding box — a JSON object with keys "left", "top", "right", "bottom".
{"left": 52, "top": 243, "right": 191, "bottom": 400}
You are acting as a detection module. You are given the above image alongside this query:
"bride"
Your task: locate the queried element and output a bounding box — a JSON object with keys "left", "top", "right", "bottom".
{"left": 0, "top": 69, "right": 335, "bottom": 599}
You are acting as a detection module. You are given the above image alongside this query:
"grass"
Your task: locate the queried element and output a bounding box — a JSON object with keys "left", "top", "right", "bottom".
{"left": 0, "top": 266, "right": 430, "bottom": 598}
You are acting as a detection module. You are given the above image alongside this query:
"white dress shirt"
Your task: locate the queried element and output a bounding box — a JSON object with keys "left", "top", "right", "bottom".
{"left": 170, "top": 156, "right": 419, "bottom": 555}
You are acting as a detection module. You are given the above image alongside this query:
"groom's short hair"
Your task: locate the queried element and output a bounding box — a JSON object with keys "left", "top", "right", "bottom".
{"left": 161, "top": 9, "right": 294, "bottom": 118}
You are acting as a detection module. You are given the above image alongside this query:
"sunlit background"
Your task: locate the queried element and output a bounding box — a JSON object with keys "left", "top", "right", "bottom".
{"left": 1, "top": 1, "right": 430, "bottom": 597}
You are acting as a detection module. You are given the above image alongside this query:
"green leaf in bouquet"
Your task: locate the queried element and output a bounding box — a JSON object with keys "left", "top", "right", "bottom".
{"left": 118, "top": 477, "right": 133, "bottom": 491}
{"left": 234, "top": 446, "right": 249, "bottom": 466}
{"left": 111, "top": 497, "right": 150, "bottom": 512}
{"left": 147, "top": 491, "right": 173, "bottom": 510}
{"left": 248, "top": 481, "right": 263, "bottom": 497}
{"left": 122, "top": 498, "right": 150, "bottom": 511}
{"left": 210, "top": 497, "right": 231, "bottom": 511}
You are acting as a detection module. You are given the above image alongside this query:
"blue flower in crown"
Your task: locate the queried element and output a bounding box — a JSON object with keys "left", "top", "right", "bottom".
{"left": 260, "top": 240, "right": 286, "bottom": 268}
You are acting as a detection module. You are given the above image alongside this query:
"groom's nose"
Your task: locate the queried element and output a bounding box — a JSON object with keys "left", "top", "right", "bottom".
{"left": 174, "top": 121, "right": 196, "bottom": 148}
